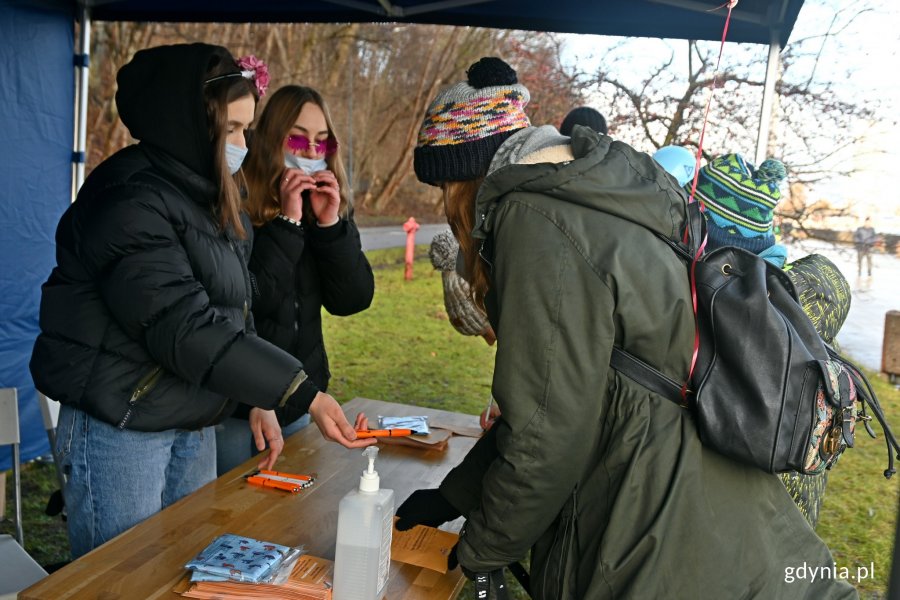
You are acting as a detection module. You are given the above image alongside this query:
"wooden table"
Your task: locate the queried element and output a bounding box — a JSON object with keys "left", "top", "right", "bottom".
{"left": 20, "top": 398, "right": 481, "bottom": 600}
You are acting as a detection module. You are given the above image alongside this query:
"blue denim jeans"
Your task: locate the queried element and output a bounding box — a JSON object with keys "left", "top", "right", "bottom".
{"left": 214, "top": 413, "right": 311, "bottom": 476}
{"left": 56, "top": 404, "right": 215, "bottom": 559}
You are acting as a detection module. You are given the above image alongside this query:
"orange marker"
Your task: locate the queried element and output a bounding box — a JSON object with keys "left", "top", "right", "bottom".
{"left": 355, "top": 428, "right": 414, "bottom": 438}
{"left": 247, "top": 475, "right": 300, "bottom": 493}
{"left": 259, "top": 469, "right": 315, "bottom": 482}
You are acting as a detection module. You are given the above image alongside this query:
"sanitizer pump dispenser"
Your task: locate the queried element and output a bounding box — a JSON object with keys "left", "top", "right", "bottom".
{"left": 333, "top": 446, "right": 395, "bottom": 600}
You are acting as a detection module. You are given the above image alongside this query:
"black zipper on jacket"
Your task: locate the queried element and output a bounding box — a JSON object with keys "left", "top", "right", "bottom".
{"left": 117, "top": 366, "right": 163, "bottom": 429}
{"left": 229, "top": 239, "right": 252, "bottom": 328}
{"left": 478, "top": 239, "right": 494, "bottom": 274}
{"left": 204, "top": 397, "right": 232, "bottom": 429}
{"left": 477, "top": 204, "right": 497, "bottom": 274}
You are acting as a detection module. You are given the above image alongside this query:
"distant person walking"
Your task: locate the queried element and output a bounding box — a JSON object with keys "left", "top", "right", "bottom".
{"left": 853, "top": 217, "right": 877, "bottom": 276}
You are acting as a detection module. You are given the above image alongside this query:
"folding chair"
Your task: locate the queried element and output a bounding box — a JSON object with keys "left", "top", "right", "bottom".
{"left": 0, "top": 388, "right": 23, "bottom": 545}
{"left": 0, "top": 534, "right": 48, "bottom": 600}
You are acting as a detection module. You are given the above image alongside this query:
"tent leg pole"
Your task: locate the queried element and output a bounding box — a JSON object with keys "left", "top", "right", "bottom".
{"left": 73, "top": 5, "right": 91, "bottom": 200}
{"left": 754, "top": 30, "right": 780, "bottom": 166}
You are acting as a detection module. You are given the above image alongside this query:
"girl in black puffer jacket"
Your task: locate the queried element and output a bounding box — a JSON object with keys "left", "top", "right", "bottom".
{"left": 215, "top": 86, "right": 374, "bottom": 474}
{"left": 30, "top": 45, "right": 373, "bottom": 559}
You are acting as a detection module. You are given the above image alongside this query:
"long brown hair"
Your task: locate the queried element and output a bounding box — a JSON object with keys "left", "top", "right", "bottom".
{"left": 443, "top": 178, "right": 490, "bottom": 311}
{"left": 204, "top": 58, "right": 258, "bottom": 239}
{"left": 244, "top": 86, "right": 351, "bottom": 227}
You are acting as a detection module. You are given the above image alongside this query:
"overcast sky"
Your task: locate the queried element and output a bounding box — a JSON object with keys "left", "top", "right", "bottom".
{"left": 558, "top": 0, "right": 900, "bottom": 227}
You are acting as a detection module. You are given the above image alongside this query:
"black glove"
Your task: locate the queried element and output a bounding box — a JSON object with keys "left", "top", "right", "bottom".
{"left": 448, "top": 543, "right": 459, "bottom": 571}
{"left": 395, "top": 488, "right": 461, "bottom": 531}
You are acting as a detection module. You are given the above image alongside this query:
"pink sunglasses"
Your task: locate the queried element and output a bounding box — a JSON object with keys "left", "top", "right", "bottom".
{"left": 286, "top": 134, "right": 338, "bottom": 156}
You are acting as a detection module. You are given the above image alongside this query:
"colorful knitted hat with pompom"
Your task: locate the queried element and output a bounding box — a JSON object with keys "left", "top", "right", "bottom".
{"left": 695, "top": 153, "right": 787, "bottom": 254}
{"left": 414, "top": 57, "right": 531, "bottom": 186}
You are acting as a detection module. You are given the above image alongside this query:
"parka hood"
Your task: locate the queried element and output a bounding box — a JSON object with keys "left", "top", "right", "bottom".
{"left": 474, "top": 126, "right": 689, "bottom": 243}
{"left": 116, "top": 43, "right": 237, "bottom": 180}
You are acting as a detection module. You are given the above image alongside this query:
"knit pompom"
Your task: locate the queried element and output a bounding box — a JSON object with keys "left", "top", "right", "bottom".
{"left": 467, "top": 57, "right": 518, "bottom": 88}
{"left": 429, "top": 230, "right": 459, "bottom": 272}
{"left": 755, "top": 158, "right": 787, "bottom": 183}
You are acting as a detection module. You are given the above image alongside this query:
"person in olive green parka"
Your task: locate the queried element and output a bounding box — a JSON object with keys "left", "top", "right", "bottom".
{"left": 394, "top": 57, "right": 856, "bottom": 599}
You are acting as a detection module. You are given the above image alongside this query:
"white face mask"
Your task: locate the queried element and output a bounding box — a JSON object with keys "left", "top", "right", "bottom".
{"left": 284, "top": 152, "right": 327, "bottom": 175}
{"left": 225, "top": 143, "right": 248, "bottom": 175}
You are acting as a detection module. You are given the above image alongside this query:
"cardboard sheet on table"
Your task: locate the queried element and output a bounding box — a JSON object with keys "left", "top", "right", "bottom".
{"left": 391, "top": 518, "right": 460, "bottom": 574}
{"left": 177, "top": 553, "right": 333, "bottom": 599}
{"left": 378, "top": 428, "right": 452, "bottom": 451}
{"left": 429, "top": 420, "right": 485, "bottom": 438}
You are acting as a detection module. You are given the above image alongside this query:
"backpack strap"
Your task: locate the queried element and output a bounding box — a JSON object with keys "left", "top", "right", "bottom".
{"left": 827, "top": 345, "right": 900, "bottom": 478}
{"left": 608, "top": 202, "right": 701, "bottom": 408}
{"left": 609, "top": 347, "right": 685, "bottom": 407}
{"left": 654, "top": 233, "right": 694, "bottom": 263}
{"left": 474, "top": 569, "right": 510, "bottom": 600}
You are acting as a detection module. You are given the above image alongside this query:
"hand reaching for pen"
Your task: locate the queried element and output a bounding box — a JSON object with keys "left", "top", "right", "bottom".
{"left": 249, "top": 407, "right": 284, "bottom": 470}
{"left": 309, "top": 392, "right": 376, "bottom": 449}
{"left": 480, "top": 403, "right": 501, "bottom": 431}
{"left": 353, "top": 412, "right": 369, "bottom": 431}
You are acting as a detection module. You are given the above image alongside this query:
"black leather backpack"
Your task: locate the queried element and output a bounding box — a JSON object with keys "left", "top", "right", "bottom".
{"left": 611, "top": 217, "right": 900, "bottom": 476}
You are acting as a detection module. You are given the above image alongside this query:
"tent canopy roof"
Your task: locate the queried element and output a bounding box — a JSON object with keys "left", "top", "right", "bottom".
{"left": 79, "top": 0, "right": 804, "bottom": 47}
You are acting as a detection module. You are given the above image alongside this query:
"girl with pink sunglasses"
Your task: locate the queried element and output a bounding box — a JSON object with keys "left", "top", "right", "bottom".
{"left": 215, "top": 86, "right": 375, "bottom": 474}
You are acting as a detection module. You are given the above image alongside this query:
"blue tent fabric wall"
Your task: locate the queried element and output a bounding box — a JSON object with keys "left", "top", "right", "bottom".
{"left": 0, "top": 0, "right": 73, "bottom": 470}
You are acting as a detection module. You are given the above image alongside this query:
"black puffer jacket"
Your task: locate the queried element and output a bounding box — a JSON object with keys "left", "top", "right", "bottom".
{"left": 249, "top": 216, "right": 374, "bottom": 424}
{"left": 30, "top": 44, "right": 313, "bottom": 432}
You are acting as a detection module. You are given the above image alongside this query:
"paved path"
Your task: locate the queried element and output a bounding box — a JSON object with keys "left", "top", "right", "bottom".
{"left": 788, "top": 240, "right": 900, "bottom": 373}
{"left": 359, "top": 223, "right": 448, "bottom": 252}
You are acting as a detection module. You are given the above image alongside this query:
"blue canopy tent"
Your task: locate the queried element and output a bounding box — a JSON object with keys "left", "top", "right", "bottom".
{"left": 84, "top": 0, "right": 802, "bottom": 45}
{"left": 1, "top": 0, "right": 802, "bottom": 466}
{"left": 67, "top": 0, "right": 803, "bottom": 191}
{"left": 0, "top": 0, "right": 74, "bottom": 471}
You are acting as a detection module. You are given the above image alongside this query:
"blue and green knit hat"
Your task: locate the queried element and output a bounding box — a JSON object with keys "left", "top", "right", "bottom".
{"left": 414, "top": 57, "right": 531, "bottom": 186}
{"left": 695, "top": 153, "right": 787, "bottom": 254}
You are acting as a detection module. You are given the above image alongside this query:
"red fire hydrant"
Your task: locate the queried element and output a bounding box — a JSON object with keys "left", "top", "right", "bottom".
{"left": 403, "top": 217, "right": 419, "bottom": 281}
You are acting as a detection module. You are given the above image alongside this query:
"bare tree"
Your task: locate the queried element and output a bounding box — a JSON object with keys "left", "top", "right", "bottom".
{"left": 577, "top": 2, "right": 888, "bottom": 234}
{"left": 507, "top": 33, "right": 584, "bottom": 128}
{"left": 84, "top": 22, "right": 581, "bottom": 216}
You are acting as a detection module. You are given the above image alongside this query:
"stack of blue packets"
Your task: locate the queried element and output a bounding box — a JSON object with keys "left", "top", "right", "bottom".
{"left": 186, "top": 533, "right": 301, "bottom": 583}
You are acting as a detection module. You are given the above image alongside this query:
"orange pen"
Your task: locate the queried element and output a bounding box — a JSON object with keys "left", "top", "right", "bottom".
{"left": 247, "top": 475, "right": 300, "bottom": 493}
{"left": 355, "top": 428, "right": 414, "bottom": 438}
{"left": 259, "top": 469, "right": 315, "bottom": 482}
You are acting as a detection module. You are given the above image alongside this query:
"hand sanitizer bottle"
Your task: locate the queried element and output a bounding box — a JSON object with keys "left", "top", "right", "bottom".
{"left": 333, "top": 446, "right": 395, "bottom": 600}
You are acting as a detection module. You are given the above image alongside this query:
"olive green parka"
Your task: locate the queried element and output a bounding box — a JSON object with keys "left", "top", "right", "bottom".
{"left": 439, "top": 127, "right": 856, "bottom": 599}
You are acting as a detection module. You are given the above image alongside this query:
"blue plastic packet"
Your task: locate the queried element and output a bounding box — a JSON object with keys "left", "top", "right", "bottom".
{"left": 185, "top": 533, "right": 299, "bottom": 583}
{"left": 378, "top": 415, "right": 430, "bottom": 435}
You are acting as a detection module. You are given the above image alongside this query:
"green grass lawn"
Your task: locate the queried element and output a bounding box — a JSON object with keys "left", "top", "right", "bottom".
{"left": 815, "top": 367, "right": 900, "bottom": 598}
{"left": 324, "top": 246, "right": 496, "bottom": 415}
{"left": 3, "top": 246, "right": 898, "bottom": 598}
